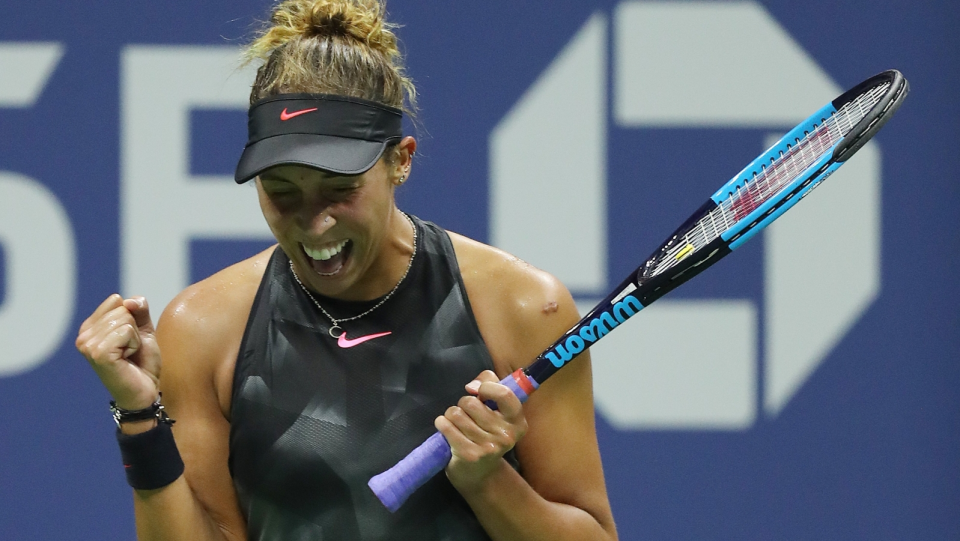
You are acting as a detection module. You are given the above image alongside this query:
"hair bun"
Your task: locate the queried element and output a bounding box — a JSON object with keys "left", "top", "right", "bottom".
{"left": 309, "top": 8, "right": 351, "bottom": 37}
{"left": 307, "top": 11, "right": 348, "bottom": 36}
{"left": 247, "top": 0, "right": 416, "bottom": 117}
{"left": 303, "top": 1, "right": 397, "bottom": 57}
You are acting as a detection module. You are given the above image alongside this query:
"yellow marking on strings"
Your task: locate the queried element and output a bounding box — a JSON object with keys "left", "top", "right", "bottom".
{"left": 675, "top": 244, "right": 695, "bottom": 261}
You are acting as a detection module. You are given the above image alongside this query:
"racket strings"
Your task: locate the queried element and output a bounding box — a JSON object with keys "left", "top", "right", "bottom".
{"left": 646, "top": 82, "right": 890, "bottom": 278}
{"left": 721, "top": 82, "right": 889, "bottom": 220}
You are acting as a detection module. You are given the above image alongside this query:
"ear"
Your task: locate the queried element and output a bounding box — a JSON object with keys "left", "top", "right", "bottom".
{"left": 392, "top": 136, "right": 417, "bottom": 185}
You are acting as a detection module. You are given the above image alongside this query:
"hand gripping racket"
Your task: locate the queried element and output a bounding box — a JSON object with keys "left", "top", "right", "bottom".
{"left": 369, "top": 69, "right": 909, "bottom": 512}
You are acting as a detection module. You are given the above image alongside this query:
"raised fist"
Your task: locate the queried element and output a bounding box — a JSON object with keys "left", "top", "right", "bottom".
{"left": 76, "top": 294, "right": 162, "bottom": 411}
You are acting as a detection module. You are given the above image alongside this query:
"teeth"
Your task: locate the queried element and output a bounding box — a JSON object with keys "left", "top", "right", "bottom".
{"left": 304, "top": 240, "right": 348, "bottom": 261}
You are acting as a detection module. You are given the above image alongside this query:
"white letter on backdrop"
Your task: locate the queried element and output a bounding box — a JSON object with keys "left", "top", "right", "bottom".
{"left": 121, "top": 46, "right": 271, "bottom": 312}
{"left": 0, "top": 42, "right": 74, "bottom": 377}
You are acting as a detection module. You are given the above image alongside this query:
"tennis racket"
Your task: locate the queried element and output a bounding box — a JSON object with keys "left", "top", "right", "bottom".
{"left": 369, "top": 69, "right": 909, "bottom": 512}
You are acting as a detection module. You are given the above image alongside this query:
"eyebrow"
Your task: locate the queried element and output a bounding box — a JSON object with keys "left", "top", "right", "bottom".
{"left": 259, "top": 175, "right": 290, "bottom": 184}
{"left": 259, "top": 173, "right": 359, "bottom": 187}
{"left": 260, "top": 175, "right": 293, "bottom": 184}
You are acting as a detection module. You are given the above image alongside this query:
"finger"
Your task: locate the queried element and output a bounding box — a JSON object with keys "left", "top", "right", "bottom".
{"left": 475, "top": 370, "right": 499, "bottom": 383}
{"left": 80, "top": 307, "right": 138, "bottom": 357}
{"left": 100, "top": 305, "right": 139, "bottom": 333}
{"left": 446, "top": 402, "right": 499, "bottom": 443}
{"left": 457, "top": 394, "right": 500, "bottom": 425}
{"left": 477, "top": 381, "right": 524, "bottom": 421}
{"left": 78, "top": 294, "right": 123, "bottom": 335}
{"left": 119, "top": 322, "right": 143, "bottom": 360}
{"left": 457, "top": 394, "right": 521, "bottom": 445}
{"left": 464, "top": 370, "right": 500, "bottom": 398}
{"left": 457, "top": 394, "right": 525, "bottom": 452}
{"left": 82, "top": 321, "right": 139, "bottom": 366}
{"left": 435, "top": 414, "right": 489, "bottom": 463}
{"left": 123, "top": 296, "right": 156, "bottom": 333}
{"left": 81, "top": 305, "right": 137, "bottom": 345}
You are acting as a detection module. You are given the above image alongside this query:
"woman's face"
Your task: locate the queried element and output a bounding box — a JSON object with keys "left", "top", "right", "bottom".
{"left": 256, "top": 149, "right": 408, "bottom": 301}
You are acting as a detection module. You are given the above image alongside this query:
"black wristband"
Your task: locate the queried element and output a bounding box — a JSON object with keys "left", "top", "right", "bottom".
{"left": 116, "top": 421, "right": 185, "bottom": 490}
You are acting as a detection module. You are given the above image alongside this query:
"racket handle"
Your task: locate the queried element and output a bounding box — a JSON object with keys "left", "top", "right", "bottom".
{"left": 368, "top": 431, "right": 451, "bottom": 512}
{"left": 369, "top": 369, "right": 540, "bottom": 512}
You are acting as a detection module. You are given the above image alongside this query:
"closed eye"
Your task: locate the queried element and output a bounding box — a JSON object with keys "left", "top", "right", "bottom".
{"left": 330, "top": 185, "right": 360, "bottom": 198}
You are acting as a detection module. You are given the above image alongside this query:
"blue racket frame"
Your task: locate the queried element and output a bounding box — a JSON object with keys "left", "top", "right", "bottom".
{"left": 368, "top": 69, "right": 909, "bottom": 513}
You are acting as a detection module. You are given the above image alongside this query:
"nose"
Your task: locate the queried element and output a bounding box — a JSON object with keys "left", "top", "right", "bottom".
{"left": 302, "top": 208, "right": 336, "bottom": 236}
{"left": 290, "top": 184, "right": 337, "bottom": 234}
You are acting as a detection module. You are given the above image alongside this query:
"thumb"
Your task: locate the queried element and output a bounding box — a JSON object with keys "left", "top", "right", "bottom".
{"left": 123, "top": 296, "right": 156, "bottom": 334}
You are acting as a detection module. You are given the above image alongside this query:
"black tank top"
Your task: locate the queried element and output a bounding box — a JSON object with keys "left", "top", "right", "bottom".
{"left": 230, "top": 216, "right": 497, "bottom": 541}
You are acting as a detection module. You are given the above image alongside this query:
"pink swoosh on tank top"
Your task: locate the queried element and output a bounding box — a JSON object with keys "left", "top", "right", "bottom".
{"left": 337, "top": 331, "right": 392, "bottom": 348}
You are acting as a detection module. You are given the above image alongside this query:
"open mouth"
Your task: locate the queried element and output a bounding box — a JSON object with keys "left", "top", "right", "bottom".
{"left": 301, "top": 240, "right": 352, "bottom": 276}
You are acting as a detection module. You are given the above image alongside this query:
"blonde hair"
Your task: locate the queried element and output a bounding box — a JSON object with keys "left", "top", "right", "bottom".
{"left": 244, "top": 0, "right": 416, "bottom": 117}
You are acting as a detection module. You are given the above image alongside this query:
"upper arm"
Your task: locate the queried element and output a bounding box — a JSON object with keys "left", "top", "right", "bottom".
{"left": 506, "top": 276, "right": 616, "bottom": 533}
{"left": 451, "top": 234, "right": 616, "bottom": 534}
{"left": 154, "top": 285, "right": 250, "bottom": 539}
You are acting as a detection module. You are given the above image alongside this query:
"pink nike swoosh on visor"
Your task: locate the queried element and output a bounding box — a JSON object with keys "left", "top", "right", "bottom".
{"left": 280, "top": 107, "right": 318, "bottom": 121}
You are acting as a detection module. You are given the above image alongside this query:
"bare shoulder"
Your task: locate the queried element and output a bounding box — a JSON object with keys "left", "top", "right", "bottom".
{"left": 157, "top": 246, "right": 276, "bottom": 415}
{"left": 447, "top": 232, "right": 578, "bottom": 374}
{"left": 446, "top": 235, "right": 616, "bottom": 536}
{"left": 158, "top": 245, "right": 273, "bottom": 349}
{"left": 146, "top": 247, "right": 275, "bottom": 537}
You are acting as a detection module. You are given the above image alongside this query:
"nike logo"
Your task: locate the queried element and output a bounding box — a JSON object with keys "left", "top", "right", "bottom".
{"left": 280, "top": 107, "right": 318, "bottom": 121}
{"left": 337, "top": 331, "right": 392, "bottom": 348}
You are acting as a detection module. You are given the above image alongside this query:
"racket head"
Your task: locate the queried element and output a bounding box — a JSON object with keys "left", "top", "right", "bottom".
{"left": 637, "top": 69, "right": 909, "bottom": 286}
{"left": 530, "top": 70, "right": 908, "bottom": 384}
{"left": 832, "top": 69, "right": 909, "bottom": 162}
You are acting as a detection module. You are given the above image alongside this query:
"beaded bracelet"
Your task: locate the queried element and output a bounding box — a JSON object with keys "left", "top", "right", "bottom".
{"left": 109, "top": 394, "right": 175, "bottom": 426}
{"left": 111, "top": 394, "right": 183, "bottom": 490}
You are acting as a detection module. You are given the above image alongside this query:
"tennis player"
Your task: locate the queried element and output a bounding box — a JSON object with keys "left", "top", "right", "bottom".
{"left": 76, "top": 1, "right": 617, "bottom": 539}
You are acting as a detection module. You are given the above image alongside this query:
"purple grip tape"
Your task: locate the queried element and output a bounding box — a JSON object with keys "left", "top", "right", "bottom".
{"left": 368, "top": 431, "right": 451, "bottom": 512}
{"left": 368, "top": 372, "right": 539, "bottom": 512}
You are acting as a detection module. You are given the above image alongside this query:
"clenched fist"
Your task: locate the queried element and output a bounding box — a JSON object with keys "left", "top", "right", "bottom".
{"left": 76, "top": 294, "right": 162, "bottom": 411}
{"left": 435, "top": 370, "right": 528, "bottom": 491}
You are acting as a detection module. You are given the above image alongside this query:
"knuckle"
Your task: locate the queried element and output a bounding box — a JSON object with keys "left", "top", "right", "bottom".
{"left": 91, "top": 341, "right": 114, "bottom": 362}
{"left": 108, "top": 313, "right": 133, "bottom": 329}
{"left": 453, "top": 407, "right": 472, "bottom": 422}
{"left": 485, "top": 381, "right": 508, "bottom": 397}
{"left": 492, "top": 383, "right": 511, "bottom": 399}
{"left": 495, "top": 428, "right": 514, "bottom": 447}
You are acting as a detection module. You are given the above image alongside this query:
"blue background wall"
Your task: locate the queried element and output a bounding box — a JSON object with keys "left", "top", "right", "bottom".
{"left": 0, "top": 1, "right": 957, "bottom": 539}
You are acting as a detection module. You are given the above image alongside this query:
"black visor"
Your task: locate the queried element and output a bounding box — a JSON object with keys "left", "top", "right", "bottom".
{"left": 235, "top": 93, "right": 403, "bottom": 183}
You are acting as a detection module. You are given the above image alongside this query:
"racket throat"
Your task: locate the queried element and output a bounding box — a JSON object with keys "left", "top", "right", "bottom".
{"left": 635, "top": 237, "right": 731, "bottom": 306}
